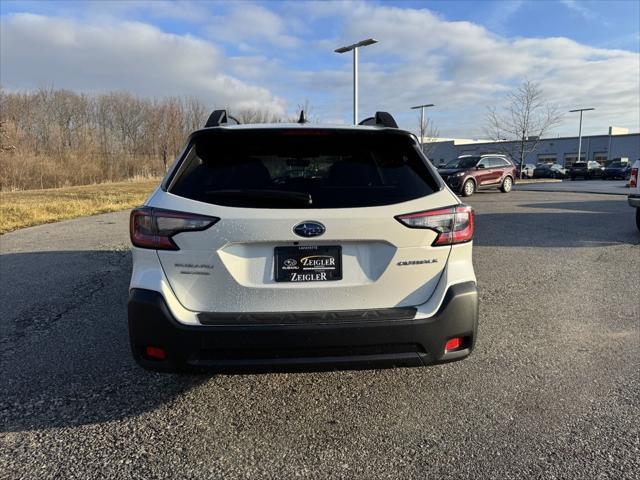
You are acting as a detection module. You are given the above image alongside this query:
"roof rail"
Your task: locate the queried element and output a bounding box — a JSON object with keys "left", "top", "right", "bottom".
{"left": 476, "top": 152, "right": 511, "bottom": 157}
{"left": 204, "top": 109, "right": 241, "bottom": 128}
{"left": 358, "top": 111, "right": 398, "bottom": 128}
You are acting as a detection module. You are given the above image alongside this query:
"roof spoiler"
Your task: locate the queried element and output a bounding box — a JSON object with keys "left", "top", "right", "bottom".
{"left": 358, "top": 111, "right": 398, "bottom": 128}
{"left": 204, "top": 109, "right": 241, "bottom": 128}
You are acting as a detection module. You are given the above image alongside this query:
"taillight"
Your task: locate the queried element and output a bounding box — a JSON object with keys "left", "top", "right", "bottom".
{"left": 130, "top": 207, "right": 219, "bottom": 250}
{"left": 396, "top": 205, "right": 474, "bottom": 246}
{"left": 630, "top": 168, "right": 638, "bottom": 188}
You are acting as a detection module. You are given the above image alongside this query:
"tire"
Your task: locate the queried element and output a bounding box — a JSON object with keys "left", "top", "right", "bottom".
{"left": 636, "top": 208, "right": 640, "bottom": 232}
{"left": 500, "top": 176, "right": 513, "bottom": 193}
{"left": 571, "top": 176, "right": 576, "bottom": 181}
{"left": 462, "top": 179, "right": 475, "bottom": 197}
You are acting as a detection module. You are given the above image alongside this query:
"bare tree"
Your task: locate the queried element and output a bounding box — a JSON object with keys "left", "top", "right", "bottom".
{"left": 183, "top": 97, "right": 208, "bottom": 132}
{"left": 235, "top": 107, "right": 281, "bottom": 124}
{"left": 485, "top": 80, "right": 563, "bottom": 179}
{"left": 417, "top": 116, "right": 440, "bottom": 158}
{"left": 0, "top": 87, "right": 229, "bottom": 190}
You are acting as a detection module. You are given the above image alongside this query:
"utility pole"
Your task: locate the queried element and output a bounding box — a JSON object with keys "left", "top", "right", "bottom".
{"left": 353, "top": 47, "right": 358, "bottom": 125}
{"left": 335, "top": 39, "right": 378, "bottom": 125}
{"left": 569, "top": 108, "right": 595, "bottom": 165}
{"left": 520, "top": 130, "right": 526, "bottom": 179}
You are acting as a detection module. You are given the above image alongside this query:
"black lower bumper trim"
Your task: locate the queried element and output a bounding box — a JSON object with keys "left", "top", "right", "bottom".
{"left": 198, "top": 306, "right": 418, "bottom": 325}
{"left": 128, "top": 282, "right": 479, "bottom": 373}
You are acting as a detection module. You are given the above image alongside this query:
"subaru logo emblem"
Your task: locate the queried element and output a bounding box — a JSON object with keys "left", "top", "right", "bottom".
{"left": 293, "top": 221, "right": 325, "bottom": 238}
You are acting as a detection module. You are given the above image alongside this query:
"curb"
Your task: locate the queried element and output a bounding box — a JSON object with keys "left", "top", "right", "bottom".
{"left": 514, "top": 186, "right": 628, "bottom": 196}
{"left": 515, "top": 179, "right": 563, "bottom": 184}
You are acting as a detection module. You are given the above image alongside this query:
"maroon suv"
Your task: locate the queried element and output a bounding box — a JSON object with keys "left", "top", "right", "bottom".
{"left": 437, "top": 154, "right": 517, "bottom": 197}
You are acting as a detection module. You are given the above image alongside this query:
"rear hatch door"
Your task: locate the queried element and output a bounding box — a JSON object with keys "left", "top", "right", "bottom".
{"left": 154, "top": 128, "right": 457, "bottom": 313}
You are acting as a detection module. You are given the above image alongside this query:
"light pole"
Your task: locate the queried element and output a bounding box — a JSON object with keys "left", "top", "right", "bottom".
{"left": 569, "top": 107, "right": 594, "bottom": 165}
{"left": 335, "top": 38, "right": 378, "bottom": 125}
{"left": 411, "top": 103, "right": 435, "bottom": 144}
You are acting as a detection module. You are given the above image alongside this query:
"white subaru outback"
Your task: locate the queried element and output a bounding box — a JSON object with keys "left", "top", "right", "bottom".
{"left": 128, "top": 110, "right": 478, "bottom": 372}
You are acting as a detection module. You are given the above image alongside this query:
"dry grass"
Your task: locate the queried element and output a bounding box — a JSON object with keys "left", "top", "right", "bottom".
{"left": 0, "top": 179, "right": 160, "bottom": 234}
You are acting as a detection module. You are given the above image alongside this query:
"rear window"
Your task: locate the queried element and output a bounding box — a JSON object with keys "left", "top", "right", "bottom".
{"left": 167, "top": 129, "right": 439, "bottom": 208}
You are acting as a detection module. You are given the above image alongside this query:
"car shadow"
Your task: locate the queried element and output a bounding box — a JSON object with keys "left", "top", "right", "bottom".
{"left": 0, "top": 249, "right": 208, "bottom": 433}
{"left": 473, "top": 199, "right": 639, "bottom": 248}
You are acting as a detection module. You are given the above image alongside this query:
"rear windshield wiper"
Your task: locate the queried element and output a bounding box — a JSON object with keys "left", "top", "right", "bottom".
{"left": 205, "top": 189, "right": 313, "bottom": 206}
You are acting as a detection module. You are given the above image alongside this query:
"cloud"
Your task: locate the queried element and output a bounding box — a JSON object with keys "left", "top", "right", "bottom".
{"left": 484, "top": 0, "right": 526, "bottom": 34}
{"left": 113, "top": 1, "right": 214, "bottom": 23}
{"left": 205, "top": 4, "right": 301, "bottom": 50}
{"left": 281, "top": 2, "right": 639, "bottom": 136}
{"left": 559, "top": 0, "right": 597, "bottom": 20}
{"left": 1, "top": 0, "right": 215, "bottom": 24}
{"left": 1, "top": 3, "right": 638, "bottom": 137}
{"left": 0, "top": 13, "right": 286, "bottom": 115}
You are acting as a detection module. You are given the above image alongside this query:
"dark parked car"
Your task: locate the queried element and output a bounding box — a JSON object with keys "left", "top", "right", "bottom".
{"left": 602, "top": 161, "right": 631, "bottom": 180}
{"left": 438, "top": 154, "right": 516, "bottom": 197}
{"left": 532, "top": 163, "right": 567, "bottom": 179}
{"left": 570, "top": 161, "right": 604, "bottom": 180}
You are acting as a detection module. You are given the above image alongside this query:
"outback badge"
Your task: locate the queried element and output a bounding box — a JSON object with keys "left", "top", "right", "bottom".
{"left": 397, "top": 259, "right": 438, "bottom": 266}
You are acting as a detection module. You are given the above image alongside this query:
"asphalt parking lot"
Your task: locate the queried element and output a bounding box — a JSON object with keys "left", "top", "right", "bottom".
{"left": 1, "top": 190, "right": 639, "bottom": 479}
{"left": 516, "top": 179, "right": 629, "bottom": 195}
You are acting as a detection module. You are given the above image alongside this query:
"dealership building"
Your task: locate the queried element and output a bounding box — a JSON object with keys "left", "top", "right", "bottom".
{"left": 423, "top": 127, "right": 640, "bottom": 168}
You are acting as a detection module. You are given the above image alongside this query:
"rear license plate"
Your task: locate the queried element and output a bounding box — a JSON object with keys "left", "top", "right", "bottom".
{"left": 274, "top": 245, "right": 342, "bottom": 282}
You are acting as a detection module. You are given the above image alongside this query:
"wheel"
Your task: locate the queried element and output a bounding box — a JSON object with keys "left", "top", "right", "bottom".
{"left": 636, "top": 208, "right": 640, "bottom": 232}
{"left": 571, "top": 176, "right": 576, "bottom": 181}
{"left": 500, "top": 176, "right": 513, "bottom": 193}
{"left": 462, "top": 179, "right": 475, "bottom": 197}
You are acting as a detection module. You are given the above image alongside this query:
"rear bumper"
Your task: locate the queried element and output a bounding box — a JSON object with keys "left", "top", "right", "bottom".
{"left": 128, "top": 282, "right": 479, "bottom": 373}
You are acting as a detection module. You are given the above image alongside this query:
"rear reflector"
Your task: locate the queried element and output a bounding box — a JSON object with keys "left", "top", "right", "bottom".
{"left": 130, "top": 207, "right": 219, "bottom": 250}
{"left": 445, "top": 337, "right": 463, "bottom": 352}
{"left": 630, "top": 168, "right": 638, "bottom": 188}
{"left": 145, "top": 346, "right": 166, "bottom": 360}
{"left": 396, "top": 205, "right": 474, "bottom": 246}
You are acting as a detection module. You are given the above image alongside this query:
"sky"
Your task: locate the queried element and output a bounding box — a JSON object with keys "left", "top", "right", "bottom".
{"left": 1, "top": 0, "right": 639, "bottom": 138}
